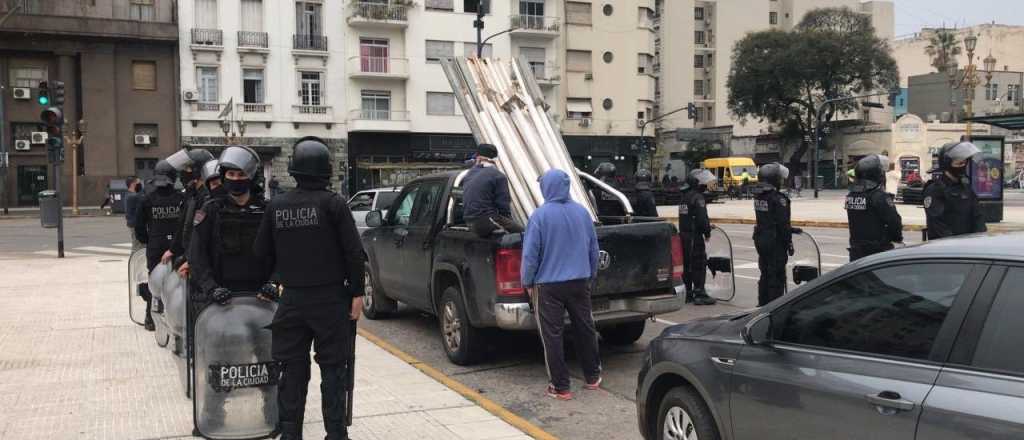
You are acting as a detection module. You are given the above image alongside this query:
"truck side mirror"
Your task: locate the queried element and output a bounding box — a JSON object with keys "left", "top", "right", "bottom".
{"left": 365, "top": 210, "right": 384, "bottom": 228}
{"left": 742, "top": 313, "right": 772, "bottom": 346}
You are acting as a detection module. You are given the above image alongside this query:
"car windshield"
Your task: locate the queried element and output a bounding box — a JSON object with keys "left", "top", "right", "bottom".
{"left": 347, "top": 193, "right": 375, "bottom": 212}
{"left": 732, "top": 167, "right": 757, "bottom": 177}
{"left": 376, "top": 191, "right": 400, "bottom": 211}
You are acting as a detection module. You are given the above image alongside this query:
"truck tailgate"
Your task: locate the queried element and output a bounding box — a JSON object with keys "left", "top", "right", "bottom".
{"left": 593, "top": 221, "right": 676, "bottom": 297}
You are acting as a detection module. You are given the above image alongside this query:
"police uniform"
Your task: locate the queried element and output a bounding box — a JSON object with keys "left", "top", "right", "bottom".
{"left": 633, "top": 173, "right": 658, "bottom": 217}
{"left": 753, "top": 183, "right": 793, "bottom": 306}
{"left": 846, "top": 182, "right": 902, "bottom": 261}
{"left": 678, "top": 185, "right": 711, "bottom": 302}
{"left": 134, "top": 181, "right": 185, "bottom": 329}
{"left": 253, "top": 137, "right": 365, "bottom": 440}
{"left": 923, "top": 174, "right": 986, "bottom": 239}
{"left": 594, "top": 179, "right": 627, "bottom": 217}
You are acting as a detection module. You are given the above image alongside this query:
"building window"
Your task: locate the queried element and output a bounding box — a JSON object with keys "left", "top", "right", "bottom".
{"left": 135, "top": 158, "right": 158, "bottom": 179}
{"left": 694, "top": 80, "right": 704, "bottom": 96}
{"left": 694, "top": 7, "right": 704, "bottom": 20}
{"left": 426, "top": 40, "right": 454, "bottom": 64}
{"left": 195, "top": 0, "right": 218, "bottom": 28}
{"left": 242, "top": 69, "right": 264, "bottom": 104}
{"left": 694, "top": 54, "right": 704, "bottom": 68}
{"left": 986, "top": 83, "right": 1000, "bottom": 101}
{"left": 694, "top": 107, "right": 705, "bottom": 122}
{"left": 567, "top": 50, "right": 592, "bottom": 72}
{"left": 360, "top": 90, "right": 391, "bottom": 120}
{"left": 566, "top": 1, "right": 592, "bottom": 25}
{"left": 197, "top": 66, "right": 219, "bottom": 109}
{"left": 464, "top": 42, "right": 493, "bottom": 58}
{"left": 695, "top": 31, "right": 706, "bottom": 45}
{"left": 567, "top": 98, "right": 593, "bottom": 119}
{"left": 132, "top": 61, "right": 157, "bottom": 91}
{"left": 519, "top": 0, "right": 544, "bottom": 17}
{"left": 11, "top": 66, "right": 46, "bottom": 88}
{"left": 296, "top": 2, "right": 323, "bottom": 39}
{"left": 129, "top": 0, "right": 155, "bottom": 21}
{"left": 519, "top": 47, "right": 546, "bottom": 78}
{"left": 299, "top": 71, "right": 323, "bottom": 107}
{"left": 427, "top": 92, "right": 456, "bottom": 115}
{"left": 463, "top": 0, "right": 485, "bottom": 14}
{"left": 240, "top": 0, "right": 263, "bottom": 31}
{"left": 602, "top": 51, "right": 614, "bottom": 64}
{"left": 1008, "top": 84, "right": 1021, "bottom": 103}
{"left": 133, "top": 124, "right": 159, "bottom": 147}
{"left": 425, "top": 0, "right": 453, "bottom": 11}
{"left": 11, "top": 122, "right": 38, "bottom": 141}
{"left": 360, "top": 38, "right": 391, "bottom": 72}
{"left": 769, "top": 11, "right": 778, "bottom": 25}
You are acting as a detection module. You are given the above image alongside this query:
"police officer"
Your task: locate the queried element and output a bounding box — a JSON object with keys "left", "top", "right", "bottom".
{"left": 753, "top": 163, "right": 801, "bottom": 306}
{"left": 846, "top": 155, "right": 903, "bottom": 261}
{"left": 164, "top": 149, "right": 215, "bottom": 274}
{"left": 592, "top": 162, "right": 627, "bottom": 217}
{"left": 134, "top": 160, "right": 185, "bottom": 331}
{"left": 201, "top": 159, "right": 226, "bottom": 200}
{"left": 923, "top": 141, "right": 987, "bottom": 239}
{"left": 633, "top": 169, "right": 659, "bottom": 217}
{"left": 254, "top": 137, "right": 365, "bottom": 440}
{"left": 188, "top": 146, "right": 276, "bottom": 429}
{"left": 678, "top": 169, "right": 717, "bottom": 306}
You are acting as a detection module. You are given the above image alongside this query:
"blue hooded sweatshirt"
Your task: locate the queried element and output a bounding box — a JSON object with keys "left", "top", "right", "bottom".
{"left": 521, "top": 169, "right": 599, "bottom": 288}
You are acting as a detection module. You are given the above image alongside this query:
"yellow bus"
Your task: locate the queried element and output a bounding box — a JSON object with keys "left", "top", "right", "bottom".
{"left": 702, "top": 157, "right": 758, "bottom": 190}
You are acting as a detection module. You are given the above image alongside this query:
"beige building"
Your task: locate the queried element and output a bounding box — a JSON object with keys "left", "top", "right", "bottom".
{"left": 892, "top": 24, "right": 1024, "bottom": 87}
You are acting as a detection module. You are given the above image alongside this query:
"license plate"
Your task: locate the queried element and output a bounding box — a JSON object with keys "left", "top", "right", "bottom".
{"left": 592, "top": 298, "right": 610, "bottom": 312}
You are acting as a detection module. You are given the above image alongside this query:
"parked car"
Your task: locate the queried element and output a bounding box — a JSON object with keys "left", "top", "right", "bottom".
{"left": 637, "top": 232, "right": 1024, "bottom": 440}
{"left": 347, "top": 187, "right": 401, "bottom": 232}
{"left": 361, "top": 171, "right": 686, "bottom": 365}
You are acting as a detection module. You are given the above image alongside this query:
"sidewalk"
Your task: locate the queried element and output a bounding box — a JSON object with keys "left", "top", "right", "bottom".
{"left": 0, "top": 251, "right": 537, "bottom": 439}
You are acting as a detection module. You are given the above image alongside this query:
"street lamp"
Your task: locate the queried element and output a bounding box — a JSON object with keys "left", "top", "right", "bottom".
{"left": 67, "top": 119, "right": 86, "bottom": 215}
{"left": 948, "top": 31, "right": 985, "bottom": 138}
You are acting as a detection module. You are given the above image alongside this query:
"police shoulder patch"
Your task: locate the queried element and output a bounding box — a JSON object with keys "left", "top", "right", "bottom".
{"left": 193, "top": 210, "right": 206, "bottom": 226}
{"left": 923, "top": 196, "right": 932, "bottom": 209}
{"left": 696, "top": 198, "right": 705, "bottom": 208}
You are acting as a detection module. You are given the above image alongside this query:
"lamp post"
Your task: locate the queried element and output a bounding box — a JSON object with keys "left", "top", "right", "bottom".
{"left": 948, "top": 32, "right": 981, "bottom": 138}
{"left": 66, "top": 120, "right": 86, "bottom": 215}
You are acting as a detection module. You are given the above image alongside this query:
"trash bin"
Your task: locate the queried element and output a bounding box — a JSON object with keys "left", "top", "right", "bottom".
{"left": 108, "top": 179, "right": 129, "bottom": 214}
{"left": 39, "top": 190, "right": 60, "bottom": 228}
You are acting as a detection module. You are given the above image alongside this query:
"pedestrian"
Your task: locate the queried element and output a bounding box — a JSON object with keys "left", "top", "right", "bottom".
{"left": 591, "top": 162, "right": 627, "bottom": 217}
{"left": 633, "top": 169, "right": 659, "bottom": 217}
{"left": 163, "top": 149, "right": 215, "bottom": 273}
{"left": 188, "top": 145, "right": 276, "bottom": 431}
{"left": 752, "top": 163, "right": 801, "bottom": 306}
{"left": 792, "top": 173, "right": 803, "bottom": 197}
{"left": 462, "top": 143, "right": 524, "bottom": 237}
{"left": 254, "top": 137, "right": 366, "bottom": 440}
{"left": 740, "top": 168, "right": 752, "bottom": 199}
{"left": 678, "top": 169, "right": 717, "bottom": 305}
{"left": 134, "top": 160, "right": 185, "bottom": 330}
{"left": 124, "top": 176, "right": 143, "bottom": 249}
{"left": 846, "top": 155, "right": 903, "bottom": 261}
{"left": 521, "top": 169, "right": 602, "bottom": 401}
{"left": 923, "top": 141, "right": 987, "bottom": 239}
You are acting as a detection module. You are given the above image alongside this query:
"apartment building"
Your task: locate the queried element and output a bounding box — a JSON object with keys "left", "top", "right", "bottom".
{"left": 0, "top": 0, "right": 179, "bottom": 208}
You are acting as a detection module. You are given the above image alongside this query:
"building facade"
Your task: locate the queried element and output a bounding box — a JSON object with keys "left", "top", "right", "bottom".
{"left": 0, "top": 0, "right": 179, "bottom": 207}
{"left": 892, "top": 24, "right": 1024, "bottom": 87}
{"left": 908, "top": 70, "right": 1024, "bottom": 123}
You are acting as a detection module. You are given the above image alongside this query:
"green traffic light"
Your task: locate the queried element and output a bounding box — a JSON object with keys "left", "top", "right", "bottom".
{"left": 38, "top": 96, "right": 49, "bottom": 105}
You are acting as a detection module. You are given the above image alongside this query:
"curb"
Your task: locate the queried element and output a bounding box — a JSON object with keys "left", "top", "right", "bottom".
{"left": 357, "top": 327, "right": 559, "bottom": 440}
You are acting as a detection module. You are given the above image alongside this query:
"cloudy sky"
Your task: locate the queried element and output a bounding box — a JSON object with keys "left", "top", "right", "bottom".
{"left": 893, "top": 0, "right": 1022, "bottom": 36}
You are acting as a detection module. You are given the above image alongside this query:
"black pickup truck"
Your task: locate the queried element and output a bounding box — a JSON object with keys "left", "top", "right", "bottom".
{"left": 360, "top": 170, "right": 685, "bottom": 365}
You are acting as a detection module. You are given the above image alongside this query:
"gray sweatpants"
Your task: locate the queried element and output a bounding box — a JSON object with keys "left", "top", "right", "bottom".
{"left": 533, "top": 279, "right": 602, "bottom": 392}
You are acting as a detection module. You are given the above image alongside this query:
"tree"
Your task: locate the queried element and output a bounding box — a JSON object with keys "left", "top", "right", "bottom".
{"left": 924, "top": 28, "right": 962, "bottom": 74}
{"left": 679, "top": 139, "right": 721, "bottom": 169}
{"left": 727, "top": 7, "right": 898, "bottom": 174}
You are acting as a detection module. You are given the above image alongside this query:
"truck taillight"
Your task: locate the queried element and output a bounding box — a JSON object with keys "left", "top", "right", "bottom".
{"left": 496, "top": 248, "right": 527, "bottom": 299}
{"left": 671, "top": 235, "right": 684, "bottom": 284}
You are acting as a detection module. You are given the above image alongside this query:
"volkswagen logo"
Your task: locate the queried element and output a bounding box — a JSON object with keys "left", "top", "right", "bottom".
{"left": 598, "top": 250, "right": 611, "bottom": 270}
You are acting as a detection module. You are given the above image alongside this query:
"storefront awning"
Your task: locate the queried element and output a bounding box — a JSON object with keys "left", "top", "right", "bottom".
{"left": 964, "top": 113, "right": 1024, "bottom": 130}
{"left": 566, "top": 101, "right": 593, "bottom": 113}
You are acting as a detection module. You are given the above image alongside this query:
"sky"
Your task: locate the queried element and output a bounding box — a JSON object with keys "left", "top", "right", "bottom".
{"left": 893, "top": 0, "right": 1024, "bottom": 37}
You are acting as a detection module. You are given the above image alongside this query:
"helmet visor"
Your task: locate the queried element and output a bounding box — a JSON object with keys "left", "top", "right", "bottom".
{"left": 695, "top": 169, "right": 717, "bottom": 186}
{"left": 219, "top": 146, "right": 260, "bottom": 178}
{"left": 165, "top": 149, "right": 193, "bottom": 171}
{"left": 201, "top": 160, "right": 220, "bottom": 182}
{"left": 947, "top": 142, "right": 981, "bottom": 162}
{"left": 876, "top": 155, "right": 892, "bottom": 172}
{"left": 778, "top": 164, "right": 790, "bottom": 181}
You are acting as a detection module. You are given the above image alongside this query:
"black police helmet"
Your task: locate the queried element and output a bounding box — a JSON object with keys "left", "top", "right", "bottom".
{"left": 758, "top": 162, "right": 789, "bottom": 189}
{"left": 152, "top": 160, "right": 178, "bottom": 188}
{"left": 187, "top": 149, "right": 215, "bottom": 169}
{"left": 288, "top": 137, "right": 333, "bottom": 178}
{"left": 594, "top": 162, "right": 616, "bottom": 178}
{"left": 936, "top": 141, "right": 981, "bottom": 172}
{"left": 218, "top": 145, "right": 260, "bottom": 178}
{"left": 854, "top": 154, "right": 890, "bottom": 184}
{"left": 477, "top": 143, "right": 499, "bottom": 160}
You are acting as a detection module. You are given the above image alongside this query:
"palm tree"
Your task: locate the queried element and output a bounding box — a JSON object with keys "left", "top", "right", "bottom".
{"left": 925, "top": 29, "right": 962, "bottom": 74}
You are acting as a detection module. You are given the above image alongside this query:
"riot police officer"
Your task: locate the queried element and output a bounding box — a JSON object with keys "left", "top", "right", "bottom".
{"left": 201, "top": 159, "right": 226, "bottom": 199}
{"left": 753, "top": 163, "right": 801, "bottom": 306}
{"left": 188, "top": 146, "right": 275, "bottom": 429}
{"left": 134, "top": 160, "right": 185, "bottom": 330}
{"left": 165, "top": 149, "right": 215, "bottom": 273}
{"left": 592, "top": 162, "right": 626, "bottom": 217}
{"left": 633, "top": 169, "right": 659, "bottom": 217}
{"left": 678, "top": 169, "right": 717, "bottom": 306}
{"left": 923, "top": 141, "right": 987, "bottom": 239}
{"left": 846, "top": 155, "right": 903, "bottom": 260}
{"left": 254, "top": 137, "right": 365, "bottom": 440}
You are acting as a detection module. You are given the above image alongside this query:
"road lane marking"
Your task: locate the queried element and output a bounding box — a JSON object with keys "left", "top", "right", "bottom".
{"left": 75, "top": 246, "right": 133, "bottom": 255}
{"left": 112, "top": 243, "right": 133, "bottom": 248}
{"left": 656, "top": 318, "right": 679, "bottom": 326}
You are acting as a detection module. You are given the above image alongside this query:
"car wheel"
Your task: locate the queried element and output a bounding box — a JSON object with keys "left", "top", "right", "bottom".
{"left": 439, "top": 286, "right": 485, "bottom": 366}
{"left": 362, "top": 263, "right": 397, "bottom": 320}
{"left": 599, "top": 320, "right": 646, "bottom": 345}
{"left": 656, "top": 387, "right": 720, "bottom": 440}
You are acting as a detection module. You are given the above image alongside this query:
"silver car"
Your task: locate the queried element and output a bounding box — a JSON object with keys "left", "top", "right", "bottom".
{"left": 348, "top": 187, "right": 401, "bottom": 232}
{"left": 637, "top": 232, "right": 1024, "bottom": 440}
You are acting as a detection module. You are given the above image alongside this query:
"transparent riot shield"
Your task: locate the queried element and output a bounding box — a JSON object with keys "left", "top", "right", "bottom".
{"left": 128, "top": 248, "right": 149, "bottom": 326}
{"left": 787, "top": 231, "right": 822, "bottom": 288}
{"left": 193, "top": 294, "right": 279, "bottom": 440}
{"left": 149, "top": 263, "right": 172, "bottom": 348}
{"left": 704, "top": 226, "right": 736, "bottom": 301}
{"left": 162, "top": 268, "right": 189, "bottom": 396}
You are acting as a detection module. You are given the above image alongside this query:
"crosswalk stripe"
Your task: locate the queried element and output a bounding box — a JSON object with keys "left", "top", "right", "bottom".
{"left": 112, "top": 243, "right": 133, "bottom": 248}
{"left": 75, "top": 246, "right": 133, "bottom": 255}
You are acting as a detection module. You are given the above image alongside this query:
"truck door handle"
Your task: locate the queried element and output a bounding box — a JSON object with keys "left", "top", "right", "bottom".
{"left": 865, "top": 391, "right": 916, "bottom": 413}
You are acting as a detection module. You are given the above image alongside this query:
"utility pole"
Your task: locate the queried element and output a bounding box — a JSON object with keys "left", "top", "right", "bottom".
{"left": 812, "top": 90, "right": 899, "bottom": 198}
{"left": 474, "top": 1, "right": 488, "bottom": 58}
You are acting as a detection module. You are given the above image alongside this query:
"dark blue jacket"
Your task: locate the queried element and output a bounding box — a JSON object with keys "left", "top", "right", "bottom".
{"left": 462, "top": 164, "right": 512, "bottom": 220}
{"left": 521, "top": 169, "right": 599, "bottom": 288}
{"left": 124, "top": 191, "right": 140, "bottom": 227}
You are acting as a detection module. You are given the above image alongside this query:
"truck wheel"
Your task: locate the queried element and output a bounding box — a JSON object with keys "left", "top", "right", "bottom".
{"left": 599, "top": 320, "right": 646, "bottom": 345}
{"left": 362, "top": 263, "right": 397, "bottom": 320}
{"left": 439, "top": 286, "right": 485, "bottom": 366}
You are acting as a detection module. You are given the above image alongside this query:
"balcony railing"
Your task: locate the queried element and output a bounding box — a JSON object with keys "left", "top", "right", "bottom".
{"left": 239, "top": 103, "right": 271, "bottom": 113}
{"left": 347, "top": 56, "right": 410, "bottom": 78}
{"left": 293, "top": 34, "right": 328, "bottom": 51}
{"left": 348, "top": 1, "right": 409, "bottom": 23}
{"left": 510, "top": 15, "right": 561, "bottom": 32}
{"left": 191, "top": 28, "right": 223, "bottom": 46}
{"left": 526, "top": 63, "right": 561, "bottom": 83}
{"left": 293, "top": 105, "right": 332, "bottom": 116}
{"left": 350, "top": 109, "right": 410, "bottom": 121}
{"left": 190, "top": 102, "right": 225, "bottom": 112}
{"left": 237, "top": 31, "right": 269, "bottom": 49}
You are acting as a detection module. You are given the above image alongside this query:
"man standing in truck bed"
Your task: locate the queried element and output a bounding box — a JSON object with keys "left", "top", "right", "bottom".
{"left": 462, "top": 143, "right": 524, "bottom": 237}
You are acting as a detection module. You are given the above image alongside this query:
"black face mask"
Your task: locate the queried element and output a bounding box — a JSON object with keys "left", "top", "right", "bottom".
{"left": 208, "top": 184, "right": 227, "bottom": 199}
{"left": 949, "top": 165, "right": 967, "bottom": 178}
{"left": 224, "top": 178, "right": 250, "bottom": 196}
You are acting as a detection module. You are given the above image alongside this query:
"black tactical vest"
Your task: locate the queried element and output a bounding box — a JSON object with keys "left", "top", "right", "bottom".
{"left": 215, "top": 200, "right": 268, "bottom": 286}
{"left": 268, "top": 189, "right": 347, "bottom": 287}
{"left": 147, "top": 190, "right": 184, "bottom": 242}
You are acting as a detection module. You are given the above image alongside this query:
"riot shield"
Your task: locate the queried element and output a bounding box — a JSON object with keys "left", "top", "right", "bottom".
{"left": 193, "top": 294, "right": 279, "bottom": 440}
{"left": 149, "top": 263, "right": 172, "bottom": 348}
{"left": 787, "top": 231, "right": 822, "bottom": 287}
{"left": 128, "top": 248, "right": 149, "bottom": 326}
{"left": 162, "top": 269, "right": 189, "bottom": 396}
{"left": 704, "top": 226, "right": 736, "bottom": 301}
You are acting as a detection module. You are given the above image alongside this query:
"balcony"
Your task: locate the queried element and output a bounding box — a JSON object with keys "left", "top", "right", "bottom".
{"left": 348, "top": 109, "right": 411, "bottom": 132}
{"left": 293, "top": 34, "right": 328, "bottom": 52}
{"left": 347, "top": 1, "right": 409, "bottom": 28}
{"left": 292, "top": 105, "right": 334, "bottom": 126}
{"left": 187, "top": 101, "right": 227, "bottom": 120}
{"left": 237, "top": 103, "right": 273, "bottom": 122}
{"left": 526, "top": 63, "right": 560, "bottom": 87}
{"left": 237, "top": 31, "right": 269, "bottom": 52}
{"left": 509, "top": 15, "right": 561, "bottom": 38}
{"left": 347, "top": 56, "right": 409, "bottom": 80}
{"left": 190, "top": 28, "right": 223, "bottom": 50}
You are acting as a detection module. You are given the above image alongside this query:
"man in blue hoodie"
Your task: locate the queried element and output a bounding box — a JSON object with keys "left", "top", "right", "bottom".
{"left": 521, "top": 169, "right": 602, "bottom": 400}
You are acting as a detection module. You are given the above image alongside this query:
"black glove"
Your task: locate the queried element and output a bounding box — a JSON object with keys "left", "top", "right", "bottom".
{"left": 787, "top": 243, "right": 795, "bottom": 256}
{"left": 211, "top": 287, "right": 232, "bottom": 305}
{"left": 258, "top": 283, "right": 279, "bottom": 302}
{"left": 791, "top": 227, "right": 804, "bottom": 235}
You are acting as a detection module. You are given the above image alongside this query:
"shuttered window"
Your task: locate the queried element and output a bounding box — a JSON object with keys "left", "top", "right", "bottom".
{"left": 426, "top": 92, "right": 455, "bottom": 115}
{"left": 566, "top": 2, "right": 591, "bottom": 25}
{"left": 132, "top": 61, "right": 157, "bottom": 90}
{"left": 566, "top": 50, "right": 592, "bottom": 72}
{"left": 426, "top": 40, "right": 454, "bottom": 63}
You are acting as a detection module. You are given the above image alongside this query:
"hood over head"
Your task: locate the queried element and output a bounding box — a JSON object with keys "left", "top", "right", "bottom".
{"left": 540, "top": 169, "right": 571, "bottom": 203}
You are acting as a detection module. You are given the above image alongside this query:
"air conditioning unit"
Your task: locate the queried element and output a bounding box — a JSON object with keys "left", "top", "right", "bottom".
{"left": 579, "top": 118, "right": 592, "bottom": 127}
{"left": 703, "top": 67, "right": 711, "bottom": 73}
{"left": 14, "top": 140, "right": 31, "bottom": 151}
{"left": 12, "top": 87, "right": 31, "bottom": 100}
{"left": 134, "top": 134, "right": 152, "bottom": 145}
{"left": 30, "top": 132, "right": 48, "bottom": 144}
{"left": 182, "top": 90, "right": 199, "bottom": 102}
{"left": 636, "top": 119, "right": 646, "bottom": 128}
{"left": 584, "top": 72, "right": 593, "bottom": 80}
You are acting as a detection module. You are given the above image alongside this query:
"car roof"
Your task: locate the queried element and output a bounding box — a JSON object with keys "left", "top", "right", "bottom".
{"left": 360, "top": 186, "right": 403, "bottom": 193}
{"left": 855, "top": 232, "right": 1024, "bottom": 265}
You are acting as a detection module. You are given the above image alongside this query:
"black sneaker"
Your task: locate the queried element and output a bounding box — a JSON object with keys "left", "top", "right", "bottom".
{"left": 693, "top": 295, "right": 717, "bottom": 306}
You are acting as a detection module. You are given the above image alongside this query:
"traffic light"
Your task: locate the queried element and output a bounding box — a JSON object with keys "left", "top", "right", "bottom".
{"left": 686, "top": 103, "right": 697, "bottom": 120}
{"left": 51, "top": 80, "right": 66, "bottom": 107}
{"left": 41, "top": 106, "right": 64, "bottom": 163}
{"left": 37, "top": 81, "right": 49, "bottom": 106}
